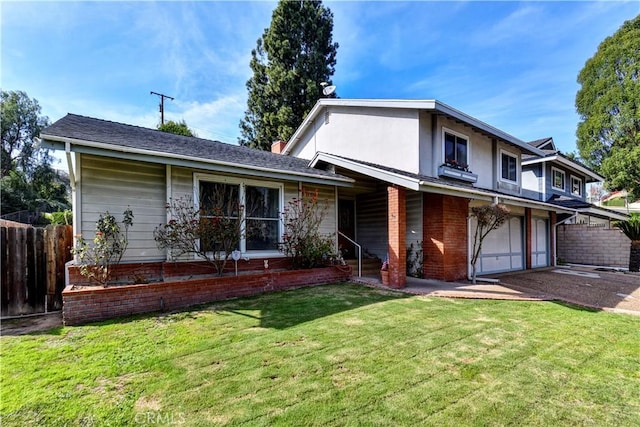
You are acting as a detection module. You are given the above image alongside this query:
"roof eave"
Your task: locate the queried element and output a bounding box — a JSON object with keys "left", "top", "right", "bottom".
{"left": 283, "top": 99, "right": 544, "bottom": 156}
{"left": 522, "top": 155, "right": 604, "bottom": 182}
{"left": 41, "top": 134, "right": 354, "bottom": 187}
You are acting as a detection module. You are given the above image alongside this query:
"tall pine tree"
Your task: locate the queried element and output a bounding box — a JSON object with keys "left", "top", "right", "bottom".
{"left": 239, "top": 0, "right": 338, "bottom": 151}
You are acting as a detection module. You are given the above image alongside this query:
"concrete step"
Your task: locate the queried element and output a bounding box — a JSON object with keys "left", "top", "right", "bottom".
{"left": 345, "top": 258, "right": 383, "bottom": 276}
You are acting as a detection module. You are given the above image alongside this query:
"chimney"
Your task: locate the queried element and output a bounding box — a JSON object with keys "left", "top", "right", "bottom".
{"left": 271, "top": 140, "right": 287, "bottom": 154}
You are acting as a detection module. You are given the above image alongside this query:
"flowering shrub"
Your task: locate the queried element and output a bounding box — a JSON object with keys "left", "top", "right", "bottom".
{"left": 71, "top": 208, "right": 134, "bottom": 286}
{"left": 280, "top": 192, "right": 335, "bottom": 269}
{"left": 153, "top": 196, "right": 243, "bottom": 276}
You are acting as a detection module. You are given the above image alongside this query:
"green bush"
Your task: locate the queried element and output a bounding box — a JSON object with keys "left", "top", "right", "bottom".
{"left": 280, "top": 192, "right": 335, "bottom": 269}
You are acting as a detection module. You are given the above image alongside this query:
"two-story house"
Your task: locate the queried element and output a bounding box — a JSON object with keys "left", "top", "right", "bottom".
{"left": 521, "top": 137, "right": 627, "bottom": 227}
{"left": 276, "top": 99, "right": 576, "bottom": 286}
{"left": 43, "top": 99, "right": 614, "bottom": 290}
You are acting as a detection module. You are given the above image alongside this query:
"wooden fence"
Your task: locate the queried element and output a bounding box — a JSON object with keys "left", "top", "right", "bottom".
{"left": 1, "top": 224, "right": 73, "bottom": 317}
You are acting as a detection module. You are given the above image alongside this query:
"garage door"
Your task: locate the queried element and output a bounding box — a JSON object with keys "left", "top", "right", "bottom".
{"left": 532, "top": 218, "right": 549, "bottom": 268}
{"left": 470, "top": 216, "right": 524, "bottom": 274}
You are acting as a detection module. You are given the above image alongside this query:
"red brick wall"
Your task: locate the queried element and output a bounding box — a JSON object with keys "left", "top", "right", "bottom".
{"left": 423, "top": 193, "right": 469, "bottom": 281}
{"left": 67, "top": 257, "right": 294, "bottom": 286}
{"left": 62, "top": 266, "right": 351, "bottom": 325}
{"left": 387, "top": 186, "right": 407, "bottom": 288}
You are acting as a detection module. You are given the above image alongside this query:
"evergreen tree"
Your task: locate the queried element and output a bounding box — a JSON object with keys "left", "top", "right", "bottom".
{"left": 239, "top": 0, "right": 338, "bottom": 151}
{"left": 575, "top": 15, "right": 640, "bottom": 199}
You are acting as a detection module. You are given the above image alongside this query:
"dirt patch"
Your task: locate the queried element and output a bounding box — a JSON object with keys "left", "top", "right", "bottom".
{"left": 496, "top": 267, "right": 640, "bottom": 315}
{"left": 1, "top": 312, "right": 63, "bottom": 336}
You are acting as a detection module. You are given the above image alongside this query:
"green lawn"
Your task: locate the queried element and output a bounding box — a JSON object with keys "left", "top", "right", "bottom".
{"left": 2, "top": 284, "right": 639, "bottom": 426}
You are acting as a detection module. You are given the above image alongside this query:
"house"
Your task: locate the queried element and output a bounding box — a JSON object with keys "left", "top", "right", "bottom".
{"left": 41, "top": 99, "right": 618, "bottom": 290}
{"left": 276, "top": 99, "right": 583, "bottom": 286}
{"left": 521, "top": 137, "right": 627, "bottom": 226}
{"left": 40, "top": 114, "right": 352, "bottom": 268}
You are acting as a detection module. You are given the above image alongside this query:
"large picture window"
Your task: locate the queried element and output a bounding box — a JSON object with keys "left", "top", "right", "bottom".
{"left": 196, "top": 175, "right": 282, "bottom": 253}
{"left": 444, "top": 130, "right": 469, "bottom": 170}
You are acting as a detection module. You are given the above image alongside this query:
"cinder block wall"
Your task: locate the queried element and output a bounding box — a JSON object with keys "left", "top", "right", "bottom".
{"left": 557, "top": 224, "right": 630, "bottom": 268}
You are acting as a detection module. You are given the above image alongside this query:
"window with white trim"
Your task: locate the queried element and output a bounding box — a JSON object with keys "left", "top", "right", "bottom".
{"left": 196, "top": 175, "right": 282, "bottom": 253}
{"left": 551, "top": 167, "right": 565, "bottom": 191}
{"left": 570, "top": 176, "right": 582, "bottom": 197}
{"left": 443, "top": 129, "right": 469, "bottom": 170}
{"left": 500, "top": 150, "right": 518, "bottom": 183}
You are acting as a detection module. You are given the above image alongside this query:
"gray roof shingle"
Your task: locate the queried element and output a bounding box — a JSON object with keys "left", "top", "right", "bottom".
{"left": 42, "top": 114, "right": 348, "bottom": 181}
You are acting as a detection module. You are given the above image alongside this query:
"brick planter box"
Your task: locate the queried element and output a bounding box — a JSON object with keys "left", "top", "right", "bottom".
{"left": 62, "top": 265, "right": 351, "bottom": 326}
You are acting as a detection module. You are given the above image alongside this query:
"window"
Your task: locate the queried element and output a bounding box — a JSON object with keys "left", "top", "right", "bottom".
{"left": 245, "top": 186, "right": 280, "bottom": 250}
{"left": 197, "top": 175, "right": 282, "bottom": 253}
{"left": 551, "top": 168, "right": 565, "bottom": 191}
{"left": 444, "top": 130, "right": 469, "bottom": 170}
{"left": 570, "top": 176, "right": 582, "bottom": 197}
{"left": 500, "top": 151, "right": 518, "bottom": 182}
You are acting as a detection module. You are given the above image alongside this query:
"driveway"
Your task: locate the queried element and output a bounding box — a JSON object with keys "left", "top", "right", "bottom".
{"left": 496, "top": 266, "right": 640, "bottom": 315}
{"left": 387, "top": 266, "right": 640, "bottom": 316}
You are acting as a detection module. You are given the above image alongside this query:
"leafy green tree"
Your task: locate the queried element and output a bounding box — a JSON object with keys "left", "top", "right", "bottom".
{"left": 239, "top": 0, "right": 338, "bottom": 151}
{"left": 0, "top": 90, "right": 70, "bottom": 219}
{"left": 575, "top": 15, "right": 640, "bottom": 199}
{"left": 157, "top": 120, "right": 196, "bottom": 137}
{"left": 1, "top": 90, "right": 51, "bottom": 177}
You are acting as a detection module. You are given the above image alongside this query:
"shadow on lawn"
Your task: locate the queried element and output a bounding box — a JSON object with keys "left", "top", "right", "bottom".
{"left": 214, "top": 283, "right": 409, "bottom": 329}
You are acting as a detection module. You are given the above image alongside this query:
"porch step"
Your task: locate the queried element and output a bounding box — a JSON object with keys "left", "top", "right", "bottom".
{"left": 345, "top": 258, "right": 383, "bottom": 277}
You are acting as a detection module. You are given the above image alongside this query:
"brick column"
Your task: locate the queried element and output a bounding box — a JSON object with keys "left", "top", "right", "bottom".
{"left": 550, "top": 211, "right": 557, "bottom": 266}
{"left": 423, "top": 193, "right": 469, "bottom": 281}
{"left": 525, "top": 208, "right": 532, "bottom": 270}
{"left": 387, "top": 186, "right": 406, "bottom": 288}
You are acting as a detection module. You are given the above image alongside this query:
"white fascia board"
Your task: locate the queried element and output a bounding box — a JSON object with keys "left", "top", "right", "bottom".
{"left": 577, "top": 207, "right": 628, "bottom": 221}
{"left": 283, "top": 98, "right": 544, "bottom": 156}
{"left": 522, "top": 155, "right": 603, "bottom": 182}
{"left": 310, "top": 152, "right": 421, "bottom": 190}
{"left": 41, "top": 134, "right": 354, "bottom": 187}
{"left": 418, "top": 179, "right": 575, "bottom": 213}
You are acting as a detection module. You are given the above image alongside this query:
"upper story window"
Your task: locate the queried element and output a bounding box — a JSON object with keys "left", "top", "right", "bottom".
{"left": 197, "top": 174, "right": 282, "bottom": 253}
{"left": 570, "top": 175, "right": 583, "bottom": 197}
{"left": 500, "top": 150, "right": 518, "bottom": 183}
{"left": 443, "top": 129, "right": 469, "bottom": 170}
{"left": 551, "top": 167, "right": 566, "bottom": 191}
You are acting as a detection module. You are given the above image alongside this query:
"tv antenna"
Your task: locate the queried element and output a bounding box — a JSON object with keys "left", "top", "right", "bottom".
{"left": 150, "top": 91, "right": 174, "bottom": 125}
{"left": 320, "top": 82, "right": 336, "bottom": 97}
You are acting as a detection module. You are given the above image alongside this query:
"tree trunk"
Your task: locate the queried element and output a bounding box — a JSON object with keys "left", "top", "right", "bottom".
{"left": 630, "top": 241, "right": 640, "bottom": 272}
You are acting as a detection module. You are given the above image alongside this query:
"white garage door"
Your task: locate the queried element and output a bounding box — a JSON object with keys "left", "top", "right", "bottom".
{"left": 470, "top": 216, "right": 524, "bottom": 275}
{"left": 532, "top": 218, "right": 549, "bottom": 268}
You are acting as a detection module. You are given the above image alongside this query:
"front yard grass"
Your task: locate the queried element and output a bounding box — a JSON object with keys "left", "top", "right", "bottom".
{"left": 1, "top": 283, "right": 639, "bottom": 426}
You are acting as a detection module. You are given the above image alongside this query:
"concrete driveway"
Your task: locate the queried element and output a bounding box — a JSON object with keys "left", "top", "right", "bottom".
{"left": 495, "top": 266, "right": 640, "bottom": 315}
{"left": 396, "top": 266, "right": 640, "bottom": 316}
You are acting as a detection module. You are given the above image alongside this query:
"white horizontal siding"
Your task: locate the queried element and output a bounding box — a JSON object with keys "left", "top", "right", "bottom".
{"left": 356, "top": 187, "right": 388, "bottom": 260}
{"left": 80, "top": 155, "right": 166, "bottom": 261}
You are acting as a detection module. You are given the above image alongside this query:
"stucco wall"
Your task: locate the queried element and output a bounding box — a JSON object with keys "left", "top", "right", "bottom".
{"left": 292, "top": 106, "right": 421, "bottom": 174}
{"left": 557, "top": 224, "right": 630, "bottom": 268}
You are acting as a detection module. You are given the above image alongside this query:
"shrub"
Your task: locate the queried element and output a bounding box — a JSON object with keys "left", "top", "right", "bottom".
{"left": 280, "top": 192, "right": 335, "bottom": 269}
{"left": 71, "top": 208, "right": 133, "bottom": 286}
{"left": 154, "top": 196, "right": 243, "bottom": 276}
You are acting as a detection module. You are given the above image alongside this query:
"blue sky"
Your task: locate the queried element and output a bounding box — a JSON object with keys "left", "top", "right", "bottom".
{"left": 2, "top": 1, "right": 639, "bottom": 168}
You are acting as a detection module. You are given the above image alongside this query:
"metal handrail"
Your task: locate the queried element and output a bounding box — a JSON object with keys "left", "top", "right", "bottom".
{"left": 337, "top": 231, "right": 362, "bottom": 277}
